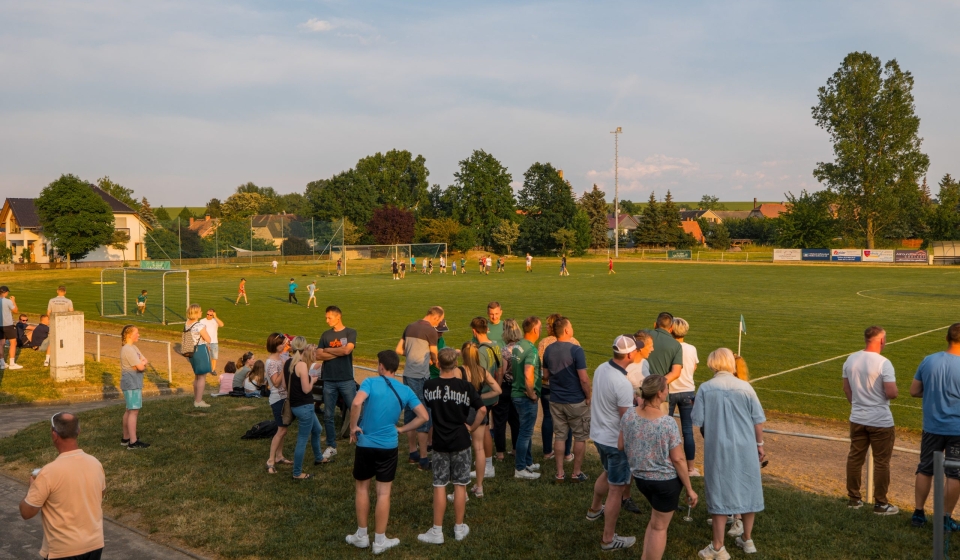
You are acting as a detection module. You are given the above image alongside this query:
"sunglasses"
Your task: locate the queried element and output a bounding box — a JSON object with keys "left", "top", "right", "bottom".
{"left": 50, "top": 412, "right": 65, "bottom": 433}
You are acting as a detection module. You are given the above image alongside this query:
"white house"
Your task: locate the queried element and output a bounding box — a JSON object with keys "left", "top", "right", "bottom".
{"left": 1, "top": 186, "right": 150, "bottom": 263}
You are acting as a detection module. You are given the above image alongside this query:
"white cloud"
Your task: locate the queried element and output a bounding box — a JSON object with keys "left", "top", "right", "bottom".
{"left": 301, "top": 18, "right": 334, "bottom": 32}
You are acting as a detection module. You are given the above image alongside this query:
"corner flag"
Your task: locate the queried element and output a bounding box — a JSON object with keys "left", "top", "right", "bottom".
{"left": 739, "top": 315, "right": 746, "bottom": 335}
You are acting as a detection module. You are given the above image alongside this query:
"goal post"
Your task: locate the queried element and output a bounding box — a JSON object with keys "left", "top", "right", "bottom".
{"left": 100, "top": 268, "right": 190, "bottom": 325}
{"left": 330, "top": 243, "right": 446, "bottom": 275}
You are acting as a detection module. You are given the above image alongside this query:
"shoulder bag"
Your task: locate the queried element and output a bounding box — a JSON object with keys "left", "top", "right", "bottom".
{"left": 281, "top": 359, "right": 295, "bottom": 426}
{"left": 181, "top": 323, "right": 198, "bottom": 357}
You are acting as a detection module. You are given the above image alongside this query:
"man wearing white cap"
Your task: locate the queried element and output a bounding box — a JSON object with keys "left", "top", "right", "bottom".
{"left": 585, "top": 335, "right": 638, "bottom": 551}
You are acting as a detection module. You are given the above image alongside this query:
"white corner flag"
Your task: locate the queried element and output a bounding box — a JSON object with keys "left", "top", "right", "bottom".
{"left": 738, "top": 315, "right": 746, "bottom": 355}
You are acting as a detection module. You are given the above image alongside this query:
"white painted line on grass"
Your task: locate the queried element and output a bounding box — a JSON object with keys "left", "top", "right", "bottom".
{"left": 750, "top": 324, "right": 952, "bottom": 384}
{"left": 752, "top": 387, "right": 922, "bottom": 410}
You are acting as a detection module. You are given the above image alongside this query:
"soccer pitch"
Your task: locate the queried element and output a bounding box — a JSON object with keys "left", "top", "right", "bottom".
{"left": 8, "top": 260, "right": 958, "bottom": 430}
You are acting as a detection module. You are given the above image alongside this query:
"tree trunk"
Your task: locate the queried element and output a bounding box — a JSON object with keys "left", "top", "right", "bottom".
{"left": 66, "top": 253, "right": 71, "bottom": 270}
{"left": 866, "top": 217, "right": 875, "bottom": 249}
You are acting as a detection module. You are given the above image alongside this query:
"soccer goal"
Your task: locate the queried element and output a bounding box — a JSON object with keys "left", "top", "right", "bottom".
{"left": 100, "top": 268, "right": 190, "bottom": 325}
{"left": 329, "top": 243, "right": 447, "bottom": 274}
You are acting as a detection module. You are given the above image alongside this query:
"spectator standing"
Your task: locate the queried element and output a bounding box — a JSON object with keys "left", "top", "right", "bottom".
{"left": 537, "top": 314, "right": 577, "bottom": 462}
{"left": 20, "top": 412, "right": 105, "bottom": 560}
{"left": 493, "top": 318, "right": 522, "bottom": 461}
{"left": 307, "top": 281, "right": 318, "bottom": 307}
{"left": 428, "top": 320, "right": 449, "bottom": 380}
{"left": 909, "top": 322, "right": 960, "bottom": 531}
{"left": 265, "top": 333, "right": 293, "bottom": 473}
{"left": 542, "top": 317, "right": 591, "bottom": 482}
{"left": 586, "top": 335, "right": 638, "bottom": 551}
{"left": 472, "top": 318, "right": 505, "bottom": 479}
{"left": 620, "top": 375, "right": 698, "bottom": 560}
{"left": 396, "top": 307, "right": 444, "bottom": 470}
{"left": 512, "top": 316, "right": 543, "bottom": 479}
{"left": 120, "top": 325, "right": 150, "bottom": 449}
{"left": 285, "top": 337, "right": 322, "bottom": 479}
{"left": 483, "top": 301, "right": 505, "bottom": 346}
{"left": 184, "top": 304, "right": 212, "bottom": 407}
{"left": 47, "top": 285, "right": 74, "bottom": 315}
{"left": 626, "top": 331, "right": 654, "bottom": 393}
{"left": 0, "top": 286, "right": 22, "bottom": 370}
{"left": 842, "top": 325, "right": 898, "bottom": 514}
{"left": 692, "top": 348, "right": 766, "bottom": 558}
{"left": 316, "top": 306, "right": 358, "bottom": 461}
{"left": 199, "top": 308, "right": 224, "bottom": 374}
{"left": 418, "top": 348, "right": 486, "bottom": 545}
{"left": 346, "top": 350, "right": 429, "bottom": 554}
{"left": 288, "top": 278, "right": 299, "bottom": 304}
{"left": 645, "top": 312, "right": 683, "bottom": 382}
{"left": 670, "top": 317, "right": 700, "bottom": 476}
{"left": 457, "top": 342, "right": 501, "bottom": 496}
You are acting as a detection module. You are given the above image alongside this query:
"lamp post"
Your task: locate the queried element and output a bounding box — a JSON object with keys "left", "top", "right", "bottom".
{"left": 610, "top": 126, "right": 622, "bottom": 257}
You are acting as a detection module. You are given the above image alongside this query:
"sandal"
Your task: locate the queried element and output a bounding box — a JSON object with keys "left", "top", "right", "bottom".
{"left": 292, "top": 473, "right": 312, "bottom": 480}
{"left": 275, "top": 458, "right": 293, "bottom": 465}
{"left": 265, "top": 463, "right": 277, "bottom": 474}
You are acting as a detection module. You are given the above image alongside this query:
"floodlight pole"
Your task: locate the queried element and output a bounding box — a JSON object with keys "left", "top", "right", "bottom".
{"left": 178, "top": 217, "right": 182, "bottom": 266}
{"left": 249, "top": 215, "right": 253, "bottom": 265}
{"left": 611, "top": 126, "right": 622, "bottom": 258}
{"left": 311, "top": 217, "right": 315, "bottom": 258}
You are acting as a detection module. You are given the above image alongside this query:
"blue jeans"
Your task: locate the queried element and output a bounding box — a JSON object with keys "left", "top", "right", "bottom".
{"left": 540, "top": 386, "right": 572, "bottom": 456}
{"left": 668, "top": 391, "right": 696, "bottom": 461}
{"left": 323, "top": 380, "right": 356, "bottom": 448}
{"left": 513, "top": 396, "right": 539, "bottom": 472}
{"left": 292, "top": 403, "right": 322, "bottom": 477}
{"left": 403, "top": 376, "right": 432, "bottom": 433}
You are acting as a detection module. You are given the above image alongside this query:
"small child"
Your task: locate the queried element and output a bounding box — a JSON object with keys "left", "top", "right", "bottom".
{"left": 288, "top": 278, "right": 299, "bottom": 304}
{"left": 307, "top": 281, "right": 318, "bottom": 307}
{"left": 136, "top": 290, "right": 147, "bottom": 315}
{"left": 452, "top": 261, "right": 457, "bottom": 276}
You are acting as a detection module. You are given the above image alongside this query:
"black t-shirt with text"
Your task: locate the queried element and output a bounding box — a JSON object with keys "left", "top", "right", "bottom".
{"left": 422, "top": 376, "right": 483, "bottom": 453}
{"left": 319, "top": 327, "right": 358, "bottom": 382}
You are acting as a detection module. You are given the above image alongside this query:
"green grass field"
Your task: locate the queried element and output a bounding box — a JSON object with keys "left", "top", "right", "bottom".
{"left": 5, "top": 258, "right": 959, "bottom": 429}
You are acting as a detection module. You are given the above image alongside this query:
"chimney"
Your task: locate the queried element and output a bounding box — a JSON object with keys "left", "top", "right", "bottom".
{"left": 205, "top": 215, "right": 211, "bottom": 222}
{"left": 189, "top": 217, "right": 194, "bottom": 226}
{"left": 557, "top": 169, "right": 564, "bottom": 180}
{"left": 753, "top": 198, "right": 757, "bottom": 210}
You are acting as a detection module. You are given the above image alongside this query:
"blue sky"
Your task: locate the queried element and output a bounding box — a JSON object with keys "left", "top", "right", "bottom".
{"left": 1, "top": 0, "right": 958, "bottom": 206}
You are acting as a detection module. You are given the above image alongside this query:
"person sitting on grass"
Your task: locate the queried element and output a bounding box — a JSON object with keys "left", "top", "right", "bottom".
{"left": 215, "top": 361, "right": 237, "bottom": 396}
{"left": 120, "top": 324, "right": 150, "bottom": 449}
{"left": 346, "top": 350, "right": 429, "bottom": 554}
{"left": 244, "top": 360, "right": 266, "bottom": 397}
{"left": 418, "top": 347, "right": 486, "bottom": 545}
{"left": 22, "top": 314, "right": 52, "bottom": 366}
{"left": 619, "top": 374, "right": 698, "bottom": 560}
{"left": 231, "top": 352, "right": 255, "bottom": 396}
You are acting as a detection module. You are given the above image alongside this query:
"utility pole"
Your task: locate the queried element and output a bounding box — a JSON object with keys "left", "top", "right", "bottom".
{"left": 610, "top": 127, "right": 622, "bottom": 257}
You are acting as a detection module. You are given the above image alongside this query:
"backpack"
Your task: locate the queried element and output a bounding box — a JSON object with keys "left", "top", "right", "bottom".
{"left": 241, "top": 420, "right": 278, "bottom": 439}
{"left": 478, "top": 342, "right": 501, "bottom": 372}
{"left": 181, "top": 323, "right": 199, "bottom": 358}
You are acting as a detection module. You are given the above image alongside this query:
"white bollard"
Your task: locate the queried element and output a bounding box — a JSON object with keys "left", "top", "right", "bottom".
{"left": 167, "top": 342, "right": 172, "bottom": 383}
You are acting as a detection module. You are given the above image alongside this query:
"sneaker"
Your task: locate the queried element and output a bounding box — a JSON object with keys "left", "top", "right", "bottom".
{"left": 6, "top": 362, "right": 22, "bottom": 370}
{"left": 529, "top": 463, "right": 541, "bottom": 471}
{"left": 446, "top": 492, "right": 469, "bottom": 503}
{"left": 408, "top": 451, "right": 420, "bottom": 464}
{"left": 345, "top": 531, "right": 370, "bottom": 549}
{"left": 727, "top": 518, "right": 744, "bottom": 537}
{"left": 193, "top": 401, "right": 210, "bottom": 408}
{"left": 418, "top": 459, "right": 432, "bottom": 471}
{"left": 515, "top": 468, "right": 540, "bottom": 480}
{"left": 571, "top": 472, "right": 589, "bottom": 483}
{"left": 127, "top": 440, "right": 150, "bottom": 449}
{"left": 848, "top": 499, "right": 864, "bottom": 509}
{"left": 911, "top": 510, "right": 927, "bottom": 528}
{"left": 470, "top": 485, "right": 484, "bottom": 498}
{"left": 0, "top": 359, "right": 5, "bottom": 368}
{"left": 417, "top": 527, "right": 444, "bottom": 545}
{"left": 323, "top": 447, "right": 338, "bottom": 461}
{"left": 565, "top": 453, "right": 574, "bottom": 462}
{"left": 600, "top": 534, "right": 636, "bottom": 551}
{"left": 621, "top": 497, "right": 642, "bottom": 515}
{"left": 469, "top": 469, "right": 495, "bottom": 479}
{"left": 708, "top": 515, "right": 735, "bottom": 526}
{"left": 698, "top": 543, "right": 732, "bottom": 560}
{"left": 735, "top": 537, "right": 757, "bottom": 554}
{"left": 874, "top": 503, "right": 899, "bottom": 516}
{"left": 121, "top": 438, "right": 130, "bottom": 446}
{"left": 946, "top": 516, "right": 960, "bottom": 532}
{"left": 454, "top": 523, "right": 470, "bottom": 541}
{"left": 586, "top": 505, "right": 605, "bottom": 521}
{"left": 372, "top": 537, "right": 399, "bottom": 554}
{"left": 688, "top": 468, "right": 702, "bottom": 477}
{"left": 43, "top": 358, "right": 50, "bottom": 367}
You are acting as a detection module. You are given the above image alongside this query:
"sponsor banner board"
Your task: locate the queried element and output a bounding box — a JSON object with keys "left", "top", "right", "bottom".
{"left": 861, "top": 249, "right": 894, "bottom": 263}
{"left": 773, "top": 249, "right": 802, "bottom": 261}
{"left": 667, "top": 250, "right": 692, "bottom": 260}
{"left": 894, "top": 249, "right": 928, "bottom": 263}
{"left": 140, "top": 260, "right": 171, "bottom": 270}
{"left": 831, "top": 249, "right": 862, "bottom": 262}
{"left": 801, "top": 249, "right": 831, "bottom": 261}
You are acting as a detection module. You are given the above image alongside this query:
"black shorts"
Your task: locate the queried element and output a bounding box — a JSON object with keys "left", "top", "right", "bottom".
{"left": 634, "top": 476, "right": 683, "bottom": 513}
{"left": 916, "top": 432, "right": 960, "bottom": 480}
{"left": 1, "top": 325, "right": 16, "bottom": 340}
{"left": 353, "top": 446, "right": 399, "bottom": 483}
{"left": 270, "top": 400, "right": 290, "bottom": 428}
{"left": 45, "top": 547, "right": 103, "bottom": 560}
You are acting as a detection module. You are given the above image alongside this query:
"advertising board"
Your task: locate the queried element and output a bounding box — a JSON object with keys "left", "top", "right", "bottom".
{"left": 773, "top": 249, "right": 802, "bottom": 261}
{"left": 801, "top": 249, "right": 831, "bottom": 261}
{"left": 140, "top": 260, "right": 171, "bottom": 270}
{"left": 861, "top": 249, "right": 894, "bottom": 263}
{"left": 894, "top": 249, "right": 928, "bottom": 263}
{"left": 831, "top": 249, "right": 862, "bottom": 262}
{"left": 667, "top": 250, "right": 692, "bottom": 260}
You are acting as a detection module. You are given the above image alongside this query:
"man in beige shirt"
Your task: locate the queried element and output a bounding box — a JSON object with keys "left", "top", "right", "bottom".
{"left": 20, "top": 412, "right": 106, "bottom": 560}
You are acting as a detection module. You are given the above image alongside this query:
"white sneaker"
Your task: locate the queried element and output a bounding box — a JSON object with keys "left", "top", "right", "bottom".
{"left": 515, "top": 468, "right": 540, "bottom": 480}
{"left": 417, "top": 527, "right": 444, "bottom": 545}
{"left": 7, "top": 362, "right": 22, "bottom": 370}
{"left": 735, "top": 536, "right": 757, "bottom": 554}
{"left": 346, "top": 531, "right": 369, "bottom": 548}
{"left": 0, "top": 359, "right": 5, "bottom": 369}
{"left": 43, "top": 357, "right": 50, "bottom": 366}
{"left": 529, "top": 463, "right": 540, "bottom": 471}
{"left": 447, "top": 492, "right": 470, "bottom": 503}
{"left": 727, "top": 519, "right": 744, "bottom": 537}
{"left": 372, "top": 537, "right": 399, "bottom": 554}
{"left": 323, "top": 447, "right": 338, "bottom": 460}
{"left": 454, "top": 524, "right": 470, "bottom": 541}
{"left": 193, "top": 400, "right": 210, "bottom": 408}
{"left": 698, "top": 544, "right": 731, "bottom": 560}
{"left": 469, "top": 469, "right": 495, "bottom": 479}
{"left": 600, "top": 534, "right": 636, "bottom": 551}
{"left": 688, "top": 468, "right": 702, "bottom": 477}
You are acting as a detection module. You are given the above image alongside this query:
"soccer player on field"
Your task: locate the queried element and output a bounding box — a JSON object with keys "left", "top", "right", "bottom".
{"left": 608, "top": 256, "right": 616, "bottom": 274}
{"left": 440, "top": 255, "right": 446, "bottom": 273}
{"left": 235, "top": 278, "right": 248, "bottom": 305}
{"left": 137, "top": 290, "right": 148, "bottom": 315}
{"left": 307, "top": 281, "right": 318, "bottom": 307}
{"left": 460, "top": 257, "right": 466, "bottom": 274}
{"left": 400, "top": 261, "right": 406, "bottom": 278}
{"left": 526, "top": 253, "right": 533, "bottom": 272}
{"left": 288, "top": 278, "right": 299, "bottom": 304}
{"left": 337, "top": 258, "right": 343, "bottom": 276}
{"left": 391, "top": 259, "right": 399, "bottom": 281}
{"left": 271, "top": 260, "right": 278, "bottom": 274}
{"left": 452, "top": 261, "right": 457, "bottom": 276}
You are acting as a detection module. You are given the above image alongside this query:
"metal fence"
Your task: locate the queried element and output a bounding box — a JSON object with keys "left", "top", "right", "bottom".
{"left": 86, "top": 330, "right": 174, "bottom": 383}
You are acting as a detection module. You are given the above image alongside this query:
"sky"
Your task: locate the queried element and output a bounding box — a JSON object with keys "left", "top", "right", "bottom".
{"left": 1, "top": 0, "right": 958, "bottom": 207}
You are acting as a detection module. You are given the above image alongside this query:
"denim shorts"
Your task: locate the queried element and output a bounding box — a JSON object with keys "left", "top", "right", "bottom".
{"left": 595, "top": 442, "right": 631, "bottom": 486}
{"left": 208, "top": 343, "right": 219, "bottom": 360}
{"left": 123, "top": 389, "right": 142, "bottom": 410}
{"left": 270, "top": 399, "right": 290, "bottom": 427}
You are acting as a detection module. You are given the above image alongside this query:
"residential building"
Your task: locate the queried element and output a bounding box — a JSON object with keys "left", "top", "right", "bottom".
{"left": 680, "top": 220, "right": 705, "bottom": 244}
{"left": 187, "top": 216, "right": 218, "bottom": 238}
{"left": 679, "top": 209, "right": 722, "bottom": 224}
{"left": 748, "top": 202, "right": 788, "bottom": 219}
{"left": 607, "top": 214, "right": 639, "bottom": 241}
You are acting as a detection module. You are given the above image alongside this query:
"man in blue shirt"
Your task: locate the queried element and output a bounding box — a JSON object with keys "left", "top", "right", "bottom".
{"left": 346, "top": 350, "right": 428, "bottom": 554}
{"left": 910, "top": 323, "right": 960, "bottom": 531}
{"left": 542, "top": 317, "right": 590, "bottom": 482}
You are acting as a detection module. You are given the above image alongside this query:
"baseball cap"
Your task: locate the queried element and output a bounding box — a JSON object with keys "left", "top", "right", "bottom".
{"left": 612, "top": 335, "right": 637, "bottom": 354}
{"left": 435, "top": 319, "right": 449, "bottom": 333}
{"left": 0, "top": 286, "right": 8, "bottom": 293}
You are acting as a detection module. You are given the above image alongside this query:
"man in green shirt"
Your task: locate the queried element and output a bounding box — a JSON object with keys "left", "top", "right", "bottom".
{"left": 486, "top": 302, "right": 504, "bottom": 346}
{"left": 644, "top": 312, "right": 683, "bottom": 384}
{"left": 512, "top": 316, "right": 542, "bottom": 479}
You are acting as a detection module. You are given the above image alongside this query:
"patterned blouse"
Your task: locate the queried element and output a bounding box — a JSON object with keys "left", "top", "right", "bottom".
{"left": 620, "top": 406, "right": 682, "bottom": 481}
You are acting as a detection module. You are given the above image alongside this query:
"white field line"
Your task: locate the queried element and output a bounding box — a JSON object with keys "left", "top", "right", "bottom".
{"left": 752, "top": 387, "right": 922, "bottom": 410}
{"left": 750, "top": 324, "right": 952, "bottom": 384}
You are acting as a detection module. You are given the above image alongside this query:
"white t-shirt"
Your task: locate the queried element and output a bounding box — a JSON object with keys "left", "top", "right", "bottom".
{"left": 485, "top": 257, "right": 492, "bottom": 266}
{"left": 271, "top": 260, "right": 278, "bottom": 268}
{"left": 526, "top": 256, "right": 532, "bottom": 266}
{"left": 842, "top": 350, "right": 896, "bottom": 428}
{"left": 308, "top": 284, "right": 316, "bottom": 296}
{"left": 625, "top": 360, "right": 650, "bottom": 394}
{"left": 47, "top": 296, "right": 74, "bottom": 314}
{"left": 671, "top": 342, "right": 698, "bottom": 394}
{"left": 440, "top": 257, "right": 445, "bottom": 267}
{"left": 590, "top": 360, "right": 635, "bottom": 447}
{"left": 199, "top": 318, "right": 220, "bottom": 344}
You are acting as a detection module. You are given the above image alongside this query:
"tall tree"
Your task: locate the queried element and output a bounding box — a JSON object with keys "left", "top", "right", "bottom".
{"left": 367, "top": 205, "right": 415, "bottom": 245}
{"left": 633, "top": 192, "right": 662, "bottom": 246}
{"left": 110, "top": 229, "right": 131, "bottom": 262}
{"left": 354, "top": 150, "right": 430, "bottom": 210}
{"left": 579, "top": 185, "right": 609, "bottom": 249}
{"left": 417, "top": 217, "right": 462, "bottom": 246}
{"left": 35, "top": 175, "right": 115, "bottom": 267}
{"left": 697, "top": 195, "right": 727, "bottom": 210}
{"left": 661, "top": 190, "right": 682, "bottom": 245}
{"left": 927, "top": 174, "right": 960, "bottom": 242}
{"left": 279, "top": 193, "right": 311, "bottom": 217}
{"left": 221, "top": 192, "right": 269, "bottom": 220}
{"left": 154, "top": 207, "right": 171, "bottom": 222}
{"left": 812, "top": 52, "right": 930, "bottom": 248}
{"left": 235, "top": 182, "right": 282, "bottom": 213}
{"left": 490, "top": 219, "right": 520, "bottom": 255}
{"left": 96, "top": 176, "right": 140, "bottom": 210}
{"left": 424, "top": 184, "right": 454, "bottom": 219}
{"left": 176, "top": 207, "right": 193, "bottom": 222}
{"left": 776, "top": 190, "right": 838, "bottom": 248}
{"left": 705, "top": 222, "right": 731, "bottom": 250}
{"left": 516, "top": 162, "right": 577, "bottom": 254}
{"left": 204, "top": 198, "right": 223, "bottom": 218}
{"left": 448, "top": 150, "right": 516, "bottom": 247}
{"left": 305, "top": 170, "right": 377, "bottom": 230}
{"left": 137, "top": 197, "right": 159, "bottom": 228}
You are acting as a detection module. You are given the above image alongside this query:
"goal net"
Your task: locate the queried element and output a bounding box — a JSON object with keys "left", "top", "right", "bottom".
{"left": 328, "top": 243, "right": 447, "bottom": 274}
{"left": 100, "top": 268, "right": 190, "bottom": 325}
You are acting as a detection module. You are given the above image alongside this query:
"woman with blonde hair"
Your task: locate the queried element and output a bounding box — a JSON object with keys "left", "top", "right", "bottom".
{"left": 456, "top": 342, "right": 501, "bottom": 498}
{"left": 120, "top": 324, "right": 150, "bottom": 449}
{"left": 184, "top": 304, "right": 212, "bottom": 407}
{"left": 619, "top": 374, "right": 698, "bottom": 560}
{"left": 285, "top": 337, "right": 323, "bottom": 479}
{"left": 669, "top": 317, "right": 700, "bottom": 476}
{"left": 492, "top": 318, "right": 523, "bottom": 460}
{"left": 692, "top": 348, "right": 766, "bottom": 558}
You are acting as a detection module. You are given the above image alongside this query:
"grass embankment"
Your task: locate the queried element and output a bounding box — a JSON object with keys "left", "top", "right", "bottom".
{"left": 0, "top": 397, "right": 944, "bottom": 559}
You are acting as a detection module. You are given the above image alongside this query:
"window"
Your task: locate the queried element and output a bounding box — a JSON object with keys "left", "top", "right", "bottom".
{"left": 115, "top": 216, "right": 127, "bottom": 227}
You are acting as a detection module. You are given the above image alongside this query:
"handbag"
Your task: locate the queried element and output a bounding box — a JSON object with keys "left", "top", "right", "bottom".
{"left": 189, "top": 343, "right": 212, "bottom": 375}
{"left": 281, "top": 359, "right": 295, "bottom": 425}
